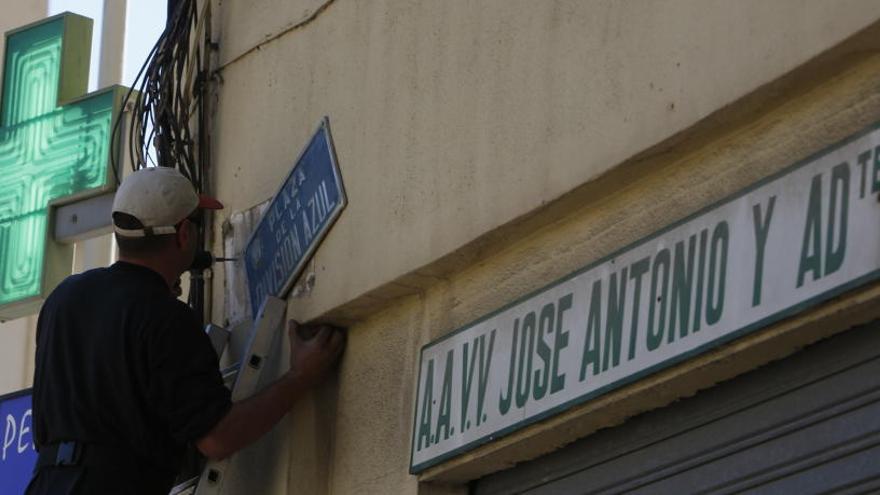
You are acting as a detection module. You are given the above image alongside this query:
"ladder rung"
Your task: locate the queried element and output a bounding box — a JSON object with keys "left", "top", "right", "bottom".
{"left": 169, "top": 476, "right": 199, "bottom": 495}
{"left": 221, "top": 364, "right": 240, "bottom": 387}
{"left": 194, "top": 297, "right": 287, "bottom": 495}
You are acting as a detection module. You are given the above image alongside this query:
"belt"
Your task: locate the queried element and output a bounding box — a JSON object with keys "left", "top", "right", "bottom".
{"left": 35, "top": 441, "right": 178, "bottom": 493}
{"left": 36, "top": 441, "right": 84, "bottom": 469}
{"left": 36, "top": 442, "right": 141, "bottom": 471}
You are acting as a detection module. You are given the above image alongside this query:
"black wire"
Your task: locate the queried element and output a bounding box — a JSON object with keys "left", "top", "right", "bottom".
{"left": 109, "top": 23, "right": 161, "bottom": 185}
{"left": 113, "top": 0, "right": 204, "bottom": 186}
{"left": 111, "top": 0, "right": 212, "bottom": 320}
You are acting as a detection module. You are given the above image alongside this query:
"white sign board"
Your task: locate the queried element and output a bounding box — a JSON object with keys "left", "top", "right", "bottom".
{"left": 410, "top": 124, "right": 880, "bottom": 473}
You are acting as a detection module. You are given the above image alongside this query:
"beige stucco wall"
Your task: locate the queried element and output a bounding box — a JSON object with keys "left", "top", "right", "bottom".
{"left": 210, "top": 0, "right": 880, "bottom": 323}
{"left": 0, "top": 0, "right": 47, "bottom": 397}
{"left": 207, "top": 1, "right": 880, "bottom": 494}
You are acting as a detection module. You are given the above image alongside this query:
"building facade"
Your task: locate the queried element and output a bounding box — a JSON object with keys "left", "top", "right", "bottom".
{"left": 4, "top": 1, "right": 880, "bottom": 493}
{"left": 202, "top": 1, "right": 880, "bottom": 493}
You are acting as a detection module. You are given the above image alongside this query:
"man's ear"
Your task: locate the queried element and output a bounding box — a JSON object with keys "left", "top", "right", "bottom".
{"left": 175, "top": 220, "right": 190, "bottom": 248}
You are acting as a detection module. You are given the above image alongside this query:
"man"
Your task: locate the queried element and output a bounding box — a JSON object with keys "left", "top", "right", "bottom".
{"left": 26, "top": 167, "right": 345, "bottom": 494}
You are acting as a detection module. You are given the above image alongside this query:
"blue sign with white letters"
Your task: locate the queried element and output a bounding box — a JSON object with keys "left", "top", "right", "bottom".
{"left": 244, "top": 117, "right": 347, "bottom": 317}
{"left": 1, "top": 389, "right": 36, "bottom": 495}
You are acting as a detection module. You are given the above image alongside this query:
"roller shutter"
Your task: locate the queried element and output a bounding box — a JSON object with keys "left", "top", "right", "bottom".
{"left": 474, "top": 321, "right": 880, "bottom": 495}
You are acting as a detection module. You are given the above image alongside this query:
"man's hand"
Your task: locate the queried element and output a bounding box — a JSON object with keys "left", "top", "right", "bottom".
{"left": 287, "top": 320, "right": 345, "bottom": 387}
{"left": 196, "top": 320, "right": 346, "bottom": 460}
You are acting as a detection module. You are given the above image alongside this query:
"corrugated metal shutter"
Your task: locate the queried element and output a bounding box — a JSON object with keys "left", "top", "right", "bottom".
{"left": 473, "top": 321, "right": 880, "bottom": 495}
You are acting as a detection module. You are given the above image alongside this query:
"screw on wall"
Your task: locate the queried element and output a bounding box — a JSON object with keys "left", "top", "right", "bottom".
{"left": 291, "top": 272, "right": 316, "bottom": 298}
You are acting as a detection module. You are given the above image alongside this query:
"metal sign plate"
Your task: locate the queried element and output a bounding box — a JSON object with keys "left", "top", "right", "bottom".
{"left": 244, "top": 117, "right": 347, "bottom": 317}
{"left": 410, "top": 122, "right": 880, "bottom": 472}
{"left": 0, "top": 389, "right": 36, "bottom": 494}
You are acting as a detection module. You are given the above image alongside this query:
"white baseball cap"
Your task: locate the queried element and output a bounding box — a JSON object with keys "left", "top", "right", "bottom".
{"left": 112, "top": 167, "right": 223, "bottom": 237}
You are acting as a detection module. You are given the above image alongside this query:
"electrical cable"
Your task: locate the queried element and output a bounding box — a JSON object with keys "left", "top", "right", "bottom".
{"left": 111, "top": 0, "right": 203, "bottom": 185}
{"left": 110, "top": 0, "right": 215, "bottom": 324}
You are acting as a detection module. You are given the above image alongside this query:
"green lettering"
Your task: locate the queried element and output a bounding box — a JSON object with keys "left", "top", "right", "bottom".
{"left": 627, "top": 257, "right": 650, "bottom": 360}
{"left": 603, "top": 268, "right": 627, "bottom": 371}
{"left": 693, "top": 229, "right": 708, "bottom": 333}
{"left": 751, "top": 196, "right": 776, "bottom": 307}
{"left": 533, "top": 303, "right": 554, "bottom": 401}
{"left": 417, "top": 359, "right": 434, "bottom": 450}
{"left": 551, "top": 294, "right": 572, "bottom": 394}
{"left": 580, "top": 279, "right": 603, "bottom": 381}
{"left": 669, "top": 237, "right": 696, "bottom": 342}
{"left": 826, "top": 162, "right": 849, "bottom": 276}
{"left": 460, "top": 338, "right": 479, "bottom": 432}
{"left": 798, "top": 174, "right": 823, "bottom": 288}
{"left": 476, "top": 330, "right": 496, "bottom": 426}
{"left": 872, "top": 145, "right": 880, "bottom": 194}
{"left": 706, "top": 221, "right": 729, "bottom": 325}
{"left": 647, "top": 249, "right": 671, "bottom": 351}
{"left": 857, "top": 149, "right": 871, "bottom": 199}
{"left": 435, "top": 350, "right": 454, "bottom": 441}
{"left": 498, "top": 319, "right": 519, "bottom": 415}
{"left": 515, "top": 311, "right": 536, "bottom": 409}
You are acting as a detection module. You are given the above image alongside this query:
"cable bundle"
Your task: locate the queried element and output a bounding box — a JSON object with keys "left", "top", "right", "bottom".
{"left": 111, "top": 0, "right": 214, "bottom": 325}
{"left": 114, "top": 0, "right": 207, "bottom": 193}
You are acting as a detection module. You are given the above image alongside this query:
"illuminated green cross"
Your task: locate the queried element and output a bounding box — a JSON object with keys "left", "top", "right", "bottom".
{"left": 0, "top": 13, "right": 127, "bottom": 319}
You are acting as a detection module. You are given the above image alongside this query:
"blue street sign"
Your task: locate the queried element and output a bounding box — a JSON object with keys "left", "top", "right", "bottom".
{"left": 244, "top": 117, "right": 347, "bottom": 317}
{"left": 1, "top": 389, "right": 36, "bottom": 494}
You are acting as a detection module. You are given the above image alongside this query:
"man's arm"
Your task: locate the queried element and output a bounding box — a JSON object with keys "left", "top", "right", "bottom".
{"left": 196, "top": 321, "right": 344, "bottom": 460}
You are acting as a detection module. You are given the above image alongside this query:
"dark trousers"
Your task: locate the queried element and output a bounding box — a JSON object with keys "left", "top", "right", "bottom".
{"left": 26, "top": 462, "right": 175, "bottom": 494}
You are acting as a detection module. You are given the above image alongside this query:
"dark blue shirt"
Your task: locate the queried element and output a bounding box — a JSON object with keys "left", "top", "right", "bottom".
{"left": 32, "top": 262, "right": 231, "bottom": 489}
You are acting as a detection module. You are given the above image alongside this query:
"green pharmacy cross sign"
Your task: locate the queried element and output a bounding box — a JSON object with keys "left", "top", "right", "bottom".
{"left": 0, "top": 13, "right": 128, "bottom": 320}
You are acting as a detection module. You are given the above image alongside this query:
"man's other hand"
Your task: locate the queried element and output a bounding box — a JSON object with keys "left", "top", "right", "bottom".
{"left": 287, "top": 320, "right": 345, "bottom": 387}
{"left": 197, "top": 321, "right": 346, "bottom": 460}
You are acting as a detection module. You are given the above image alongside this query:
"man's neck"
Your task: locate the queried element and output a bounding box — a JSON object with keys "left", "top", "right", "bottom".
{"left": 117, "top": 256, "right": 179, "bottom": 290}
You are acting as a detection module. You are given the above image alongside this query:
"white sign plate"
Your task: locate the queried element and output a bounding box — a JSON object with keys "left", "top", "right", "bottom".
{"left": 410, "top": 124, "right": 880, "bottom": 473}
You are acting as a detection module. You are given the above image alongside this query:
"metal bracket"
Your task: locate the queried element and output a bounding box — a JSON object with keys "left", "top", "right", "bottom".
{"left": 53, "top": 192, "right": 115, "bottom": 244}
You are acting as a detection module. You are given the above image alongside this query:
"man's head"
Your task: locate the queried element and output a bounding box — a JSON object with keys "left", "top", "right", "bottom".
{"left": 112, "top": 167, "right": 222, "bottom": 275}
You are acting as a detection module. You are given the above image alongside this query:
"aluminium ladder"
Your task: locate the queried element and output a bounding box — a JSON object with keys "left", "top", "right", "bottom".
{"left": 169, "top": 296, "right": 288, "bottom": 495}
